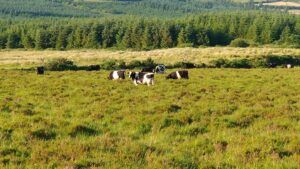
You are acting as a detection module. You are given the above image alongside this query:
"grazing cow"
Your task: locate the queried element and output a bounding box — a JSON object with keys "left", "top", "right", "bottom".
{"left": 36, "top": 66, "right": 45, "bottom": 75}
{"left": 141, "top": 67, "right": 154, "bottom": 73}
{"left": 166, "top": 70, "right": 189, "bottom": 79}
{"left": 128, "top": 72, "right": 154, "bottom": 86}
{"left": 286, "top": 64, "right": 293, "bottom": 69}
{"left": 108, "top": 70, "right": 126, "bottom": 80}
{"left": 268, "top": 63, "right": 277, "bottom": 68}
{"left": 154, "top": 65, "right": 166, "bottom": 74}
{"left": 87, "top": 65, "right": 100, "bottom": 71}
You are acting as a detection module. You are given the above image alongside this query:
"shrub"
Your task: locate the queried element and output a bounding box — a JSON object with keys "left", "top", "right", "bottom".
{"left": 142, "top": 58, "right": 156, "bottom": 68}
{"left": 227, "top": 59, "right": 252, "bottom": 68}
{"left": 209, "top": 58, "right": 229, "bottom": 68}
{"left": 46, "top": 58, "right": 77, "bottom": 71}
{"left": 265, "top": 55, "right": 300, "bottom": 67}
{"left": 127, "top": 60, "right": 143, "bottom": 69}
{"left": 173, "top": 62, "right": 195, "bottom": 69}
{"left": 127, "top": 58, "right": 157, "bottom": 69}
{"left": 100, "top": 60, "right": 118, "bottom": 70}
{"left": 230, "top": 38, "right": 249, "bottom": 48}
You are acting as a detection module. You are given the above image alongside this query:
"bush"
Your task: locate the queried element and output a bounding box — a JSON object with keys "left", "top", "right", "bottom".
{"left": 127, "top": 58, "right": 157, "bottom": 69}
{"left": 230, "top": 38, "right": 249, "bottom": 48}
{"left": 173, "top": 62, "right": 195, "bottom": 69}
{"left": 227, "top": 59, "right": 252, "bottom": 68}
{"left": 265, "top": 55, "right": 300, "bottom": 67}
{"left": 209, "top": 58, "right": 228, "bottom": 68}
{"left": 46, "top": 58, "right": 77, "bottom": 71}
{"left": 100, "top": 60, "right": 119, "bottom": 70}
{"left": 127, "top": 60, "right": 143, "bottom": 69}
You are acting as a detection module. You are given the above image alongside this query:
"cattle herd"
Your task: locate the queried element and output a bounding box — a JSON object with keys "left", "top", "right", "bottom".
{"left": 36, "top": 65, "right": 189, "bottom": 86}
{"left": 36, "top": 63, "right": 294, "bottom": 86}
{"left": 109, "top": 65, "right": 189, "bottom": 86}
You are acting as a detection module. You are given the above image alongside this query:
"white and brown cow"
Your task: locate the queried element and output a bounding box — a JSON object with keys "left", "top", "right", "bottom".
{"left": 129, "top": 72, "right": 154, "bottom": 86}
{"left": 108, "top": 70, "right": 126, "bottom": 80}
{"left": 166, "top": 70, "right": 189, "bottom": 79}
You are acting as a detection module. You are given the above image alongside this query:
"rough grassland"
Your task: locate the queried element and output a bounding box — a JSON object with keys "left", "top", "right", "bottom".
{"left": 0, "top": 69, "right": 300, "bottom": 168}
{"left": 0, "top": 47, "right": 299, "bottom": 68}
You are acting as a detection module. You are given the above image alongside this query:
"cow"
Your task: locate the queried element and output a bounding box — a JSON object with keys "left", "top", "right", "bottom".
{"left": 286, "top": 64, "right": 293, "bottom": 69}
{"left": 128, "top": 72, "right": 154, "bottom": 86}
{"left": 268, "top": 63, "right": 277, "bottom": 68}
{"left": 37, "top": 66, "right": 45, "bottom": 75}
{"left": 154, "top": 65, "right": 166, "bottom": 74}
{"left": 166, "top": 70, "right": 189, "bottom": 79}
{"left": 141, "top": 67, "right": 154, "bottom": 73}
{"left": 108, "top": 70, "right": 126, "bottom": 80}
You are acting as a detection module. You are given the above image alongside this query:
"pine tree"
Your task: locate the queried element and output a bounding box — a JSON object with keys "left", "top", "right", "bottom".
{"left": 116, "top": 28, "right": 125, "bottom": 48}
{"left": 261, "top": 22, "right": 277, "bottom": 44}
{"left": 160, "top": 26, "right": 173, "bottom": 48}
{"left": 35, "top": 30, "right": 50, "bottom": 49}
{"left": 102, "top": 25, "right": 115, "bottom": 48}
{"left": 6, "top": 32, "right": 21, "bottom": 49}
{"left": 73, "top": 27, "right": 83, "bottom": 48}
{"left": 22, "top": 31, "right": 34, "bottom": 49}
{"left": 246, "top": 24, "right": 260, "bottom": 43}
{"left": 0, "top": 34, "right": 7, "bottom": 49}
{"left": 195, "top": 29, "right": 210, "bottom": 46}
{"left": 177, "top": 28, "right": 187, "bottom": 47}
{"left": 122, "top": 28, "right": 133, "bottom": 48}
{"left": 56, "top": 27, "right": 72, "bottom": 50}
{"left": 142, "top": 26, "right": 153, "bottom": 49}
{"left": 279, "top": 26, "right": 292, "bottom": 44}
{"left": 85, "top": 29, "right": 99, "bottom": 48}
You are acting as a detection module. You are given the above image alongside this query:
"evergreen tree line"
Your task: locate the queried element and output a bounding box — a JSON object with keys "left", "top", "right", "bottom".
{"left": 0, "top": 12, "right": 299, "bottom": 50}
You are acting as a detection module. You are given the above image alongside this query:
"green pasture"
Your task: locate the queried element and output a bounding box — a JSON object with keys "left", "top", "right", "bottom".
{"left": 0, "top": 69, "right": 299, "bottom": 168}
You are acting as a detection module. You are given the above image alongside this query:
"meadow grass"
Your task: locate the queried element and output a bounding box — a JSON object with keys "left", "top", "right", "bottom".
{"left": 0, "top": 47, "right": 299, "bottom": 68}
{"left": 0, "top": 68, "right": 299, "bottom": 168}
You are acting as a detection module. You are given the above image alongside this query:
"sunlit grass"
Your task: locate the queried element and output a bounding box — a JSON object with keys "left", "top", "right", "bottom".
{"left": 0, "top": 47, "right": 299, "bottom": 67}
{"left": 0, "top": 68, "right": 299, "bottom": 168}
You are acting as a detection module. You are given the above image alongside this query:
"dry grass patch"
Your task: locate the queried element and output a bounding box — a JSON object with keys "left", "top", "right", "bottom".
{"left": 0, "top": 47, "right": 299, "bottom": 67}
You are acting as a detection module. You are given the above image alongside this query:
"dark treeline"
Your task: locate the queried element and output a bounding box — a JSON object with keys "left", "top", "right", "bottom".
{"left": 0, "top": 12, "right": 299, "bottom": 50}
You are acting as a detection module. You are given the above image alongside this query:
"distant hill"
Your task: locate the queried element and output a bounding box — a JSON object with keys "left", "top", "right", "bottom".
{"left": 0, "top": 0, "right": 258, "bottom": 18}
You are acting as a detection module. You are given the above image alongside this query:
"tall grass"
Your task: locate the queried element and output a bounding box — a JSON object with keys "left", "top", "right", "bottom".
{"left": 0, "top": 69, "right": 299, "bottom": 168}
{"left": 0, "top": 47, "right": 299, "bottom": 67}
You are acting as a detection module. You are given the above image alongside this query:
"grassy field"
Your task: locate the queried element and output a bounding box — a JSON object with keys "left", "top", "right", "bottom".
{"left": 0, "top": 68, "right": 300, "bottom": 168}
{"left": 0, "top": 47, "right": 299, "bottom": 68}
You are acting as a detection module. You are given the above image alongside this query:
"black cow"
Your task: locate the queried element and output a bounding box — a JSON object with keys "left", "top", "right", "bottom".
{"left": 129, "top": 72, "right": 154, "bottom": 86}
{"left": 37, "top": 66, "right": 45, "bottom": 75}
{"left": 141, "top": 67, "right": 154, "bottom": 73}
{"left": 108, "top": 70, "right": 126, "bottom": 80}
{"left": 166, "top": 70, "right": 189, "bottom": 79}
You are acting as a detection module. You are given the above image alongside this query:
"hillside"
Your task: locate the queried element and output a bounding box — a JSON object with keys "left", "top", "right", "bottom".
{"left": 0, "top": 0, "right": 262, "bottom": 18}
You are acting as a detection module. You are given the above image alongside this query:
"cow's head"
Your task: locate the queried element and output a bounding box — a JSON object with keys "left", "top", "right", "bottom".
{"left": 128, "top": 72, "right": 136, "bottom": 79}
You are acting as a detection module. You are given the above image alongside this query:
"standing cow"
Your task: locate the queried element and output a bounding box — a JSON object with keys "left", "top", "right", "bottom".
{"left": 36, "top": 66, "right": 45, "bottom": 75}
{"left": 108, "top": 70, "right": 126, "bottom": 80}
{"left": 154, "top": 65, "right": 166, "bottom": 74}
{"left": 166, "top": 70, "right": 189, "bottom": 79}
{"left": 128, "top": 72, "right": 154, "bottom": 86}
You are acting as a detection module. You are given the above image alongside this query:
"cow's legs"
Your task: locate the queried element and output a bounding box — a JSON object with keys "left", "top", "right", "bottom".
{"left": 151, "top": 79, "right": 154, "bottom": 85}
